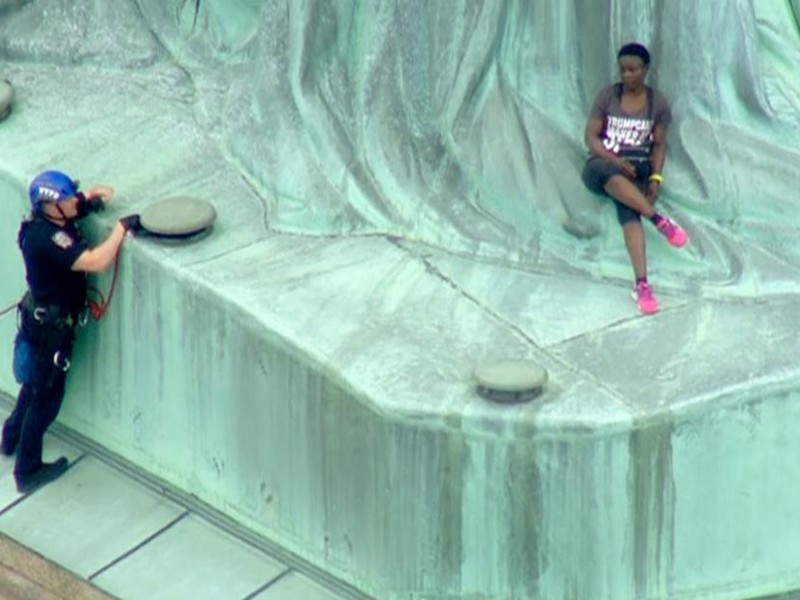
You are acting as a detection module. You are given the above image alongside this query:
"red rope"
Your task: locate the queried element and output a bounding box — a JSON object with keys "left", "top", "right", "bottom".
{"left": 87, "top": 250, "right": 121, "bottom": 321}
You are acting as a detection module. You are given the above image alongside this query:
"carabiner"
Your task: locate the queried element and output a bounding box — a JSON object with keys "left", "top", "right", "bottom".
{"left": 53, "top": 351, "right": 71, "bottom": 372}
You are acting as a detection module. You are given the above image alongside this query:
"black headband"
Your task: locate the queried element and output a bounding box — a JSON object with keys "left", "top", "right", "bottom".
{"left": 618, "top": 43, "right": 650, "bottom": 66}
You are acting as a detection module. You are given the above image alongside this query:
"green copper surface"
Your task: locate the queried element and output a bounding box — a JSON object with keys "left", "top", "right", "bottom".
{"left": 1, "top": 2, "right": 800, "bottom": 598}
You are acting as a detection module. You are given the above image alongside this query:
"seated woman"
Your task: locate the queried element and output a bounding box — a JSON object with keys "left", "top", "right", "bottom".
{"left": 582, "top": 42, "right": 688, "bottom": 315}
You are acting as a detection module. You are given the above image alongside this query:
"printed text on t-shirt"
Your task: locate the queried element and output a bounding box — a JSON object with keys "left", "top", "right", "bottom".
{"left": 603, "top": 116, "right": 653, "bottom": 154}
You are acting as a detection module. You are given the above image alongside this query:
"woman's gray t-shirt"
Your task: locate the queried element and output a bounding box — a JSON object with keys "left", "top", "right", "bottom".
{"left": 588, "top": 83, "right": 672, "bottom": 159}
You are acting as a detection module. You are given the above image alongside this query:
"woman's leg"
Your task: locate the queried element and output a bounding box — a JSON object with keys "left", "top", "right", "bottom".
{"left": 620, "top": 215, "right": 659, "bottom": 313}
{"left": 604, "top": 174, "right": 655, "bottom": 218}
{"left": 622, "top": 220, "right": 647, "bottom": 280}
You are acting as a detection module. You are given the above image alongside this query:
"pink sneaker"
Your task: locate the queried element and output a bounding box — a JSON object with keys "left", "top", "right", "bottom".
{"left": 654, "top": 216, "right": 688, "bottom": 247}
{"left": 631, "top": 281, "right": 660, "bottom": 315}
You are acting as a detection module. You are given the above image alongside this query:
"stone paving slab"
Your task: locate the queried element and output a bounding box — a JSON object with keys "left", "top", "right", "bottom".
{"left": 93, "top": 513, "right": 288, "bottom": 600}
{"left": 0, "top": 455, "right": 184, "bottom": 579}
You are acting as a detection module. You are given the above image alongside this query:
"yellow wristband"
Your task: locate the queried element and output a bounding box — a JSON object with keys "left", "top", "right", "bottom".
{"left": 649, "top": 173, "right": 664, "bottom": 184}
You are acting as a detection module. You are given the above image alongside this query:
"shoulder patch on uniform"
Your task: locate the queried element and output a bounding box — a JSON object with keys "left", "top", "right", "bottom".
{"left": 51, "top": 231, "right": 74, "bottom": 249}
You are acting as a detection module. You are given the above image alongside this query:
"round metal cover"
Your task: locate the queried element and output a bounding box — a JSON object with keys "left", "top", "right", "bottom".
{"left": 0, "top": 79, "right": 13, "bottom": 121}
{"left": 475, "top": 359, "right": 548, "bottom": 403}
{"left": 140, "top": 196, "right": 216, "bottom": 236}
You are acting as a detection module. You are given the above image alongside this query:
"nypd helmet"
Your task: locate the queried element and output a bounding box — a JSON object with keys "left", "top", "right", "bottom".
{"left": 29, "top": 170, "right": 80, "bottom": 209}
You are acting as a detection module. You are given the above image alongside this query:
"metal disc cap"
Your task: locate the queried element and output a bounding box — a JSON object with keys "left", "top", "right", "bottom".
{"left": 475, "top": 359, "right": 548, "bottom": 403}
{"left": 140, "top": 196, "right": 216, "bottom": 236}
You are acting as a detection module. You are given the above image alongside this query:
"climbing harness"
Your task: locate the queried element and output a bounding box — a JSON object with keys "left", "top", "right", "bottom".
{"left": 0, "top": 250, "right": 120, "bottom": 324}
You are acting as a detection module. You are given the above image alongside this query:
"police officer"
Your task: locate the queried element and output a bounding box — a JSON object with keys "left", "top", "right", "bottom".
{"left": 1, "top": 170, "right": 140, "bottom": 493}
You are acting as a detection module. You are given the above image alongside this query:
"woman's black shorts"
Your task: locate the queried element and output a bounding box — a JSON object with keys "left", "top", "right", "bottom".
{"left": 581, "top": 157, "right": 651, "bottom": 225}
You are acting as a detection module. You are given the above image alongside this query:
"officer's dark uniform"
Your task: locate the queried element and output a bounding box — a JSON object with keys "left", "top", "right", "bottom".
{"left": 2, "top": 214, "right": 88, "bottom": 487}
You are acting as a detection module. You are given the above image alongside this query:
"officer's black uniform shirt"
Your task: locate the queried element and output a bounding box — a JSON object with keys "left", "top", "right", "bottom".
{"left": 19, "top": 215, "right": 89, "bottom": 314}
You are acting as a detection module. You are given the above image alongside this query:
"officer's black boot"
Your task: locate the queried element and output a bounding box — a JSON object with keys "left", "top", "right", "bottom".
{"left": 0, "top": 421, "right": 17, "bottom": 456}
{"left": 15, "top": 456, "right": 69, "bottom": 494}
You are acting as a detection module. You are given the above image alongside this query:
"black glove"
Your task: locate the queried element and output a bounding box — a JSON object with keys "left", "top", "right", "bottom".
{"left": 84, "top": 195, "right": 106, "bottom": 213}
{"left": 119, "top": 214, "right": 142, "bottom": 232}
{"left": 75, "top": 194, "right": 105, "bottom": 218}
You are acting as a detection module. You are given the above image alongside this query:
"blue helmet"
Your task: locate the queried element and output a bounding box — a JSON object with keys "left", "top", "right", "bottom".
{"left": 28, "top": 170, "right": 80, "bottom": 209}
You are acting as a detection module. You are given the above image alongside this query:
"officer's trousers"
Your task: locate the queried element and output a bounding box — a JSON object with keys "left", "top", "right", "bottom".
{"left": 3, "top": 364, "right": 68, "bottom": 477}
{"left": 4, "top": 303, "right": 74, "bottom": 480}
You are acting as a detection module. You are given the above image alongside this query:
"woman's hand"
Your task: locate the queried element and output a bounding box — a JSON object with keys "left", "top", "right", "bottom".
{"left": 646, "top": 181, "right": 660, "bottom": 204}
{"left": 613, "top": 157, "right": 637, "bottom": 180}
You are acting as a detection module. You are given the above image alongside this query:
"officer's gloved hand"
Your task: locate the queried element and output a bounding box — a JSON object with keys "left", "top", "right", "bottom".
{"left": 119, "top": 214, "right": 142, "bottom": 233}
{"left": 84, "top": 195, "right": 106, "bottom": 213}
{"left": 75, "top": 194, "right": 106, "bottom": 218}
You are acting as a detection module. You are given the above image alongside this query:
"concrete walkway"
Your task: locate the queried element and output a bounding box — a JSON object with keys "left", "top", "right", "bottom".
{"left": 0, "top": 400, "right": 367, "bottom": 600}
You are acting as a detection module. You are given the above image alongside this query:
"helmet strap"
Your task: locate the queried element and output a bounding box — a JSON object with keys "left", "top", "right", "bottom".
{"left": 55, "top": 203, "right": 69, "bottom": 221}
{"left": 41, "top": 202, "right": 70, "bottom": 225}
